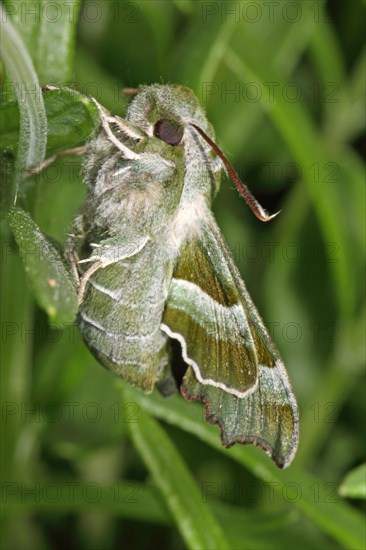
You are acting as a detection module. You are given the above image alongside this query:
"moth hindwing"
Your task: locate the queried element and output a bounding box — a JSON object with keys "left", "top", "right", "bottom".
{"left": 67, "top": 84, "right": 298, "bottom": 468}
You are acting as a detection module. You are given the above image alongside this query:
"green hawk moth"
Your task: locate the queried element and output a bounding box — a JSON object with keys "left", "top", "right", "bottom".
{"left": 63, "top": 84, "right": 299, "bottom": 468}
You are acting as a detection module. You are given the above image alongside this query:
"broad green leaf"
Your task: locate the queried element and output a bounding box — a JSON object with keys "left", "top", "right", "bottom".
{"left": 43, "top": 87, "right": 100, "bottom": 153}
{"left": 0, "top": 87, "right": 100, "bottom": 154}
{"left": 339, "top": 463, "right": 366, "bottom": 500}
{"left": 9, "top": 207, "right": 78, "bottom": 325}
{"left": 123, "top": 386, "right": 366, "bottom": 550}
{"left": 123, "top": 386, "right": 231, "bottom": 550}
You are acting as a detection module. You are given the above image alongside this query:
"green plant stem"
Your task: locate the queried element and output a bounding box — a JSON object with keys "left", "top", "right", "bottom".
{"left": 0, "top": 225, "right": 35, "bottom": 482}
{"left": 0, "top": 5, "right": 47, "bottom": 202}
{"left": 123, "top": 388, "right": 231, "bottom": 550}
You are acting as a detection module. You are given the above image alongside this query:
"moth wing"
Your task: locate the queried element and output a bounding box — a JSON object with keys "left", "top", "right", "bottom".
{"left": 162, "top": 217, "right": 259, "bottom": 398}
{"left": 162, "top": 213, "right": 299, "bottom": 468}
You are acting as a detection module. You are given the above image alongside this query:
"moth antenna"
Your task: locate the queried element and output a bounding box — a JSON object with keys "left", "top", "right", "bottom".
{"left": 191, "top": 124, "right": 279, "bottom": 222}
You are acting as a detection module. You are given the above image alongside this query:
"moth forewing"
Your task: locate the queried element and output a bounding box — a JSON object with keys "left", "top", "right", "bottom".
{"left": 67, "top": 84, "right": 298, "bottom": 467}
{"left": 162, "top": 212, "right": 299, "bottom": 468}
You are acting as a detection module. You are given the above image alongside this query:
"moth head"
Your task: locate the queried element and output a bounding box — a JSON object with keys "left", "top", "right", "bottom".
{"left": 126, "top": 84, "right": 278, "bottom": 222}
{"left": 125, "top": 84, "right": 215, "bottom": 146}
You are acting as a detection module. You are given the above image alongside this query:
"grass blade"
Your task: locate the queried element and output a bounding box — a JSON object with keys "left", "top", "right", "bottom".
{"left": 123, "top": 386, "right": 231, "bottom": 550}
{"left": 224, "top": 48, "right": 360, "bottom": 318}
{"left": 124, "top": 387, "right": 365, "bottom": 550}
{"left": 0, "top": 6, "right": 47, "bottom": 203}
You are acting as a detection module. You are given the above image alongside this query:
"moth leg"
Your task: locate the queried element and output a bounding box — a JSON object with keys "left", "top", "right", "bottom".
{"left": 77, "top": 260, "right": 103, "bottom": 304}
{"left": 27, "top": 146, "right": 87, "bottom": 175}
{"left": 64, "top": 214, "right": 87, "bottom": 288}
{"left": 65, "top": 244, "right": 80, "bottom": 287}
{"left": 76, "top": 235, "right": 150, "bottom": 303}
{"left": 78, "top": 236, "right": 150, "bottom": 267}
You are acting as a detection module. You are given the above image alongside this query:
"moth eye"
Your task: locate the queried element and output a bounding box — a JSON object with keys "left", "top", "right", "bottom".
{"left": 154, "top": 119, "right": 184, "bottom": 146}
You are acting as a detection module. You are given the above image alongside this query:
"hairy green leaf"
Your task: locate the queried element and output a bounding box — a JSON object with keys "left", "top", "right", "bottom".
{"left": 0, "top": 87, "right": 100, "bottom": 155}
{"left": 9, "top": 207, "right": 78, "bottom": 324}
{"left": 0, "top": 7, "right": 47, "bottom": 202}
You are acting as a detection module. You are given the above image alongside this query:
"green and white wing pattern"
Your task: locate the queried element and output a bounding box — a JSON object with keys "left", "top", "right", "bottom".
{"left": 162, "top": 213, "right": 299, "bottom": 468}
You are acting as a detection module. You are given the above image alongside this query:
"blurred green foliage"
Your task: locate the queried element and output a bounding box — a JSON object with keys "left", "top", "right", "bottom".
{"left": 0, "top": 1, "right": 365, "bottom": 549}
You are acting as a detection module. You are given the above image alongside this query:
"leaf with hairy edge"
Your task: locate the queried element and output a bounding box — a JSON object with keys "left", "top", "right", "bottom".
{"left": 0, "top": 6, "right": 47, "bottom": 203}
{"left": 9, "top": 207, "right": 78, "bottom": 325}
{"left": 0, "top": 87, "right": 100, "bottom": 155}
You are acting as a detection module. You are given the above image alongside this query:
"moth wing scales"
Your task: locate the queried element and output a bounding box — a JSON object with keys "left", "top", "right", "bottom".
{"left": 162, "top": 211, "right": 259, "bottom": 398}
{"left": 162, "top": 212, "right": 299, "bottom": 467}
